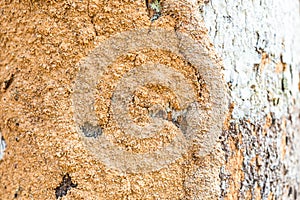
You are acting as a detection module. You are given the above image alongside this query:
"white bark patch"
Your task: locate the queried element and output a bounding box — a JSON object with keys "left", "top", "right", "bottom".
{"left": 203, "top": 0, "right": 300, "bottom": 121}
{"left": 202, "top": 0, "right": 300, "bottom": 199}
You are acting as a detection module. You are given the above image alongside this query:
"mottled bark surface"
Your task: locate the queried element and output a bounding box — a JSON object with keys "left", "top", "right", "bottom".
{"left": 203, "top": 0, "right": 300, "bottom": 199}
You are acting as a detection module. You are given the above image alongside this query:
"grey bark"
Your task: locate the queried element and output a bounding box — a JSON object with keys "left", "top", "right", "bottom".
{"left": 202, "top": 0, "right": 300, "bottom": 199}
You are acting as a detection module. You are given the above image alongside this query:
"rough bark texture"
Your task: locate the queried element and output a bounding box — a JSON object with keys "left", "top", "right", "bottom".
{"left": 202, "top": 0, "right": 300, "bottom": 199}
{"left": 0, "top": 0, "right": 225, "bottom": 199}
{"left": 0, "top": 0, "right": 299, "bottom": 200}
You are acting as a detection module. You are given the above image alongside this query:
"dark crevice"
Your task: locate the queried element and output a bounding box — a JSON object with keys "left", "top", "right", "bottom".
{"left": 55, "top": 174, "right": 77, "bottom": 199}
{"left": 87, "top": 0, "right": 99, "bottom": 36}
{"left": 3, "top": 74, "right": 14, "bottom": 91}
{"left": 13, "top": 186, "right": 22, "bottom": 199}
{"left": 90, "top": 15, "right": 99, "bottom": 37}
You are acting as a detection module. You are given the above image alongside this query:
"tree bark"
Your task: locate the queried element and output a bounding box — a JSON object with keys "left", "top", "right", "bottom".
{"left": 0, "top": 0, "right": 299, "bottom": 199}
{"left": 202, "top": 0, "right": 300, "bottom": 199}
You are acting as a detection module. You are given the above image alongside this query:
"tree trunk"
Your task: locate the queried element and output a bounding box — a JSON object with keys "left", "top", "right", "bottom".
{"left": 0, "top": 0, "right": 299, "bottom": 199}
{"left": 203, "top": 0, "right": 300, "bottom": 199}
